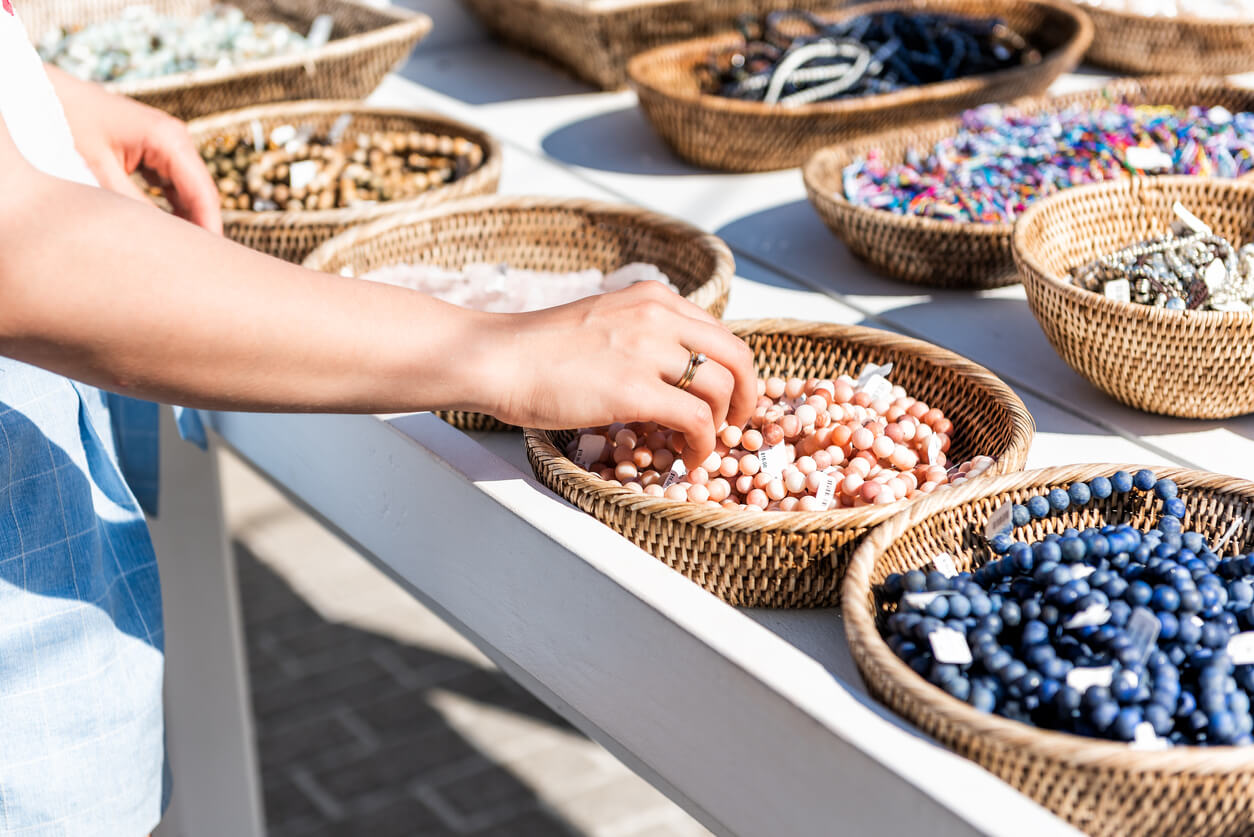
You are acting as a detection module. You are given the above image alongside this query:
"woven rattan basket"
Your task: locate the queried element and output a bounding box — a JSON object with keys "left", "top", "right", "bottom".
{"left": 458, "top": 0, "right": 846, "bottom": 90}
{"left": 628, "top": 0, "right": 1092, "bottom": 173}
{"left": 303, "top": 195, "right": 735, "bottom": 432}
{"left": 1014, "top": 176, "right": 1254, "bottom": 419}
{"left": 188, "top": 101, "right": 501, "bottom": 264}
{"left": 843, "top": 463, "right": 1254, "bottom": 837}
{"left": 524, "top": 319, "right": 1034, "bottom": 607}
{"left": 23, "top": 0, "right": 431, "bottom": 121}
{"left": 803, "top": 76, "right": 1254, "bottom": 289}
{"left": 1083, "top": 4, "right": 1254, "bottom": 76}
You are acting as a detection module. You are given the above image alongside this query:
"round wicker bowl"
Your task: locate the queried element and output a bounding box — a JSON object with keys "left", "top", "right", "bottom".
{"left": 627, "top": 0, "right": 1091, "bottom": 173}
{"left": 1083, "top": 4, "right": 1254, "bottom": 76}
{"left": 803, "top": 76, "right": 1254, "bottom": 289}
{"left": 303, "top": 195, "right": 735, "bottom": 432}
{"left": 524, "top": 319, "right": 1035, "bottom": 607}
{"left": 842, "top": 463, "right": 1254, "bottom": 837}
{"left": 1014, "top": 176, "right": 1254, "bottom": 419}
{"left": 187, "top": 100, "right": 502, "bottom": 264}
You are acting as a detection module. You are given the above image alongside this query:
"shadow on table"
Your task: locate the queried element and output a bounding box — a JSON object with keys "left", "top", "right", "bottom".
{"left": 235, "top": 543, "right": 586, "bottom": 837}
{"left": 396, "top": 42, "right": 594, "bottom": 106}
{"left": 541, "top": 106, "right": 695, "bottom": 176}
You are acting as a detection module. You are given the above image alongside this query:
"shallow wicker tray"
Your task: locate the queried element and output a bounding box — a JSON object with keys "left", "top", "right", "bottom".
{"left": 843, "top": 463, "right": 1254, "bottom": 837}
{"left": 188, "top": 101, "right": 501, "bottom": 264}
{"left": 1014, "top": 176, "right": 1254, "bottom": 419}
{"left": 303, "top": 195, "right": 735, "bottom": 432}
{"left": 803, "top": 76, "right": 1254, "bottom": 289}
{"left": 628, "top": 0, "right": 1091, "bottom": 173}
{"left": 23, "top": 0, "right": 431, "bottom": 121}
{"left": 524, "top": 319, "right": 1034, "bottom": 607}
{"left": 458, "top": 0, "right": 845, "bottom": 90}
{"left": 1083, "top": 4, "right": 1254, "bottom": 76}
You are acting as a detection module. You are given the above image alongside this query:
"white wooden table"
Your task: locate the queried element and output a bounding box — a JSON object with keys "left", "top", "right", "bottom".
{"left": 151, "top": 8, "right": 1254, "bottom": 835}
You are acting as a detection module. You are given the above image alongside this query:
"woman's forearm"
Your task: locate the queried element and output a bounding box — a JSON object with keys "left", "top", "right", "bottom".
{"left": 0, "top": 165, "right": 497, "bottom": 415}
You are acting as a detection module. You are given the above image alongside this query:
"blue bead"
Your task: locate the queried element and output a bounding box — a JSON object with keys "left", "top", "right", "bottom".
{"left": 1209, "top": 710, "right": 1237, "bottom": 743}
{"left": 1022, "top": 620, "right": 1049, "bottom": 645}
{"left": 1203, "top": 622, "right": 1230, "bottom": 649}
{"left": 1000, "top": 601, "right": 1022, "bottom": 627}
{"left": 1154, "top": 479, "right": 1178, "bottom": 500}
{"left": 1026, "top": 495, "right": 1050, "bottom": 519}
{"left": 1054, "top": 685, "right": 1082, "bottom": 713}
{"left": 969, "top": 685, "right": 996, "bottom": 713}
{"left": 1113, "top": 707, "right": 1143, "bottom": 741}
{"left": 903, "top": 570, "right": 927, "bottom": 592}
{"left": 989, "top": 534, "right": 1013, "bottom": 554}
{"left": 1068, "top": 482, "right": 1092, "bottom": 506}
{"left": 1182, "top": 532, "right": 1206, "bottom": 554}
{"left": 1011, "top": 504, "right": 1030, "bottom": 527}
{"left": 1082, "top": 685, "right": 1112, "bottom": 708}
{"left": 1111, "top": 471, "right": 1133, "bottom": 493}
{"left": 1152, "top": 586, "right": 1181, "bottom": 612}
{"left": 1166, "top": 498, "right": 1187, "bottom": 518}
{"left": 1034, "top": 541, "right": 1063, "bottom": 564}
{"left": 1048, "top": 488, "right": 1071, "bottom": 512}
{"left": 1177, "top": 690, "right": 1197, "bottom": 717}
{"left": 1179, "top": 589, "right": 1204, "bottom": 613}
{"left": 1160, "top": 516, "right": 1183, "bottom": 535}
{"left": 1128, "top": 580, "right": 1153, "bottom": 607}
{"left": 943, "top": 677, "right": 971, "bottom": 701}
{"left": 1090, "top": 477, "right": 1113, "bottom": 499}
{"left": 1043, "top": 657, "right": 1071, "bottom": 680}
{"left": 931, "top": 662, "right": 961, "bottom": 684}
{"left": 1000, "top": 660, "right": 1028, "bottom": 684}
{"left": 1091, "top": 699, "right": 1119, "bottom": 731}
{"left": 1113, "top": 670, "right": 1139, "bottom": 703}
{"left": 1133, "top": 470, "right": 1157, "bottom": 492}
{"left": 1158, "top": 611, "right": 1179, "bottom": 640}
{"left": 1009, "top": 543, "right": 1033, "bottom": 572}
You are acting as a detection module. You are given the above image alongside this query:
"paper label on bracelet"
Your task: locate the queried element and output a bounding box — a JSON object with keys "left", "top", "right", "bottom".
{"left": 1128, "top": 607, "right": 1161, "bottom": 667}
{"left": 1228, "top": 632, "right": 1254, "bottom": 665}
{"left": 327, "top": 113, "right": 353, "bottom": 144}
{"left": 858, "top": 375, "right": 892, "bottom": 402}
{"left": 932, "top": 552, "right": 958, "bottom": 578}
{"left": 984, "top": 502, "right": 1013, "bottom": 541}
{"left": 1174, "top": 201, "right": 1213, "bottom": 236}
{"left": 307, "top": 13, "right": 334, "bottom": 48}
{"left": 1124, "top": 146, "right": 1173, "bottom": 171}
{"left": 926, "top": 433, "right": 943, "bottom": 466}
{"left": 815, "top": 474, "right": 838, "bottom": 509}
{"left": 250, "top": 119, "right": 266, "bottom": 152}
{"left": 270, "top": 124, "right": 297, "bottom": 148}
{"left": 1067, "top": 665, "right": 1114, "bottom": 691}
{"left": 661, "top": 460, "right": 687, "bottom": 490}
{"left": 573, "top": 434, "right": 608, "bottom": 470}
{"left": 758, "top": 444, "right": 787, "bottom": 479}
{"left": 1064, "top": 603, "right": 1111, "bottom": 629}
{"left": 1131, "top": 722, "right": 1171, "bottom": 751}
{"left": 928, "top": 627, "right": 972, "bottom": 665}
{"left": 856, "top": 362, "right": 893, "bottom": 389}
{"left": 289, "top": 160, "right": 319, "bottom": 190}
{"left": 902, "top": 590, "right": 957, "bottom": 609}
{"left": 1103, "top": 279, "right": 1131, "bottom": 303}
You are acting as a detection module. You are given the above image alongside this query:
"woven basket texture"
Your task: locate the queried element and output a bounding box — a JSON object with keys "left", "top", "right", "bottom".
{"left": 458, "top": 0, "right": 848, "bottom": 90}
{"left": 1014, "top": 176, "right": 1254, "bottom": 420}
{"left": 843, "top": 463, "right": 1254, "bottom": 837}
{"left": 628, "top": 0, "right": 1092, "bottom": 173}
{"left": 188, "top": 101, "right": 502, "bottom": 264}
{"left": 524, "top": 319, "right": 1035, "bottom": 607}
{"left": 22, "top": 0, "right": 431, "bottom": 120}
{"left": 803, "top": 76, "right": 1254, "bottom": 290}
{"left": 303, "top": 195, "right": 735, "bottom": 432}
{"left": 1084, "top": 4, "right": 1254, "bottom": 76}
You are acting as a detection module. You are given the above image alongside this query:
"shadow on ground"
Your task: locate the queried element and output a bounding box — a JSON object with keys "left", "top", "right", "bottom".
{"left": 236, "top": 542, "right": 585, "bottom": 837}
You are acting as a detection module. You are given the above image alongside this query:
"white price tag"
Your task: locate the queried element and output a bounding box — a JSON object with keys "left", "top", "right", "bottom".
{"left": 1215, "top": 519, "right": 1242, "bottom": 555}
{"left": 858, "top": 375, "right": 892, "bottom": 402}
{"left": 307, "top": 13, "right": 334, "bottom": 48}
{"left": 1125, "top": 146, "right": 1173, "bottom": 171}
{"left": 1228, "top": 631, "right": 1254, "bottom": 665}
{"left": 1209, "top": 105, "right": 1234, "bottom": 125}
{"left": 1063, "top": 603, "right": 1111, "bottom": 629}
{"left": 1072, "top": 565, "right": 1096, "bottom": 581}
{"left": 289, "top": 160, "right": 319, "bottom": 191}
{"left": 1173, "top": 201, "right": 1213, "bottom": 236}
{"left": 1127, "top": 607, "right": 1161, "bottom": 667}
{"left": 902, "top": 590, "right": 954, "bottom": 609}
{"left": 1103, "top": 279, "right": 1131, "bottom": 303}
{"left": 1066, "top": 666, "right": 1114, "bottom": 691}
{"left": 572, "top": 434, "right": 607, "bottom": 470}
{"left": 661, "top": 460, "right": 687, "bottom": 490}
{"left": 1131, "top": 722, "right": 1171, "bottom": 751}
{"left": 983, "top": 502, "right": 1013, "bottom": 541}
{"left": 757, "top": 444, "right": 787, "bottom": 479}
{"left": 926, "top": 433, "right": 943, "bottom": 466}
{"left": 269, "top": 124, "right": 297, "bottom": 148}
{"left": 928, "top": 627, "right": 972, "bottom": 665}
{"left": 1204, "top": 259, "right": 1229, "bottom": 295}
{"left": 249, "top": 118, "right": 266, "bottom": 152}
{"left": 932, "top": 552, "right": 958, "bottom": 578}
{"left": 855, "top": 362, "right": 893, "bottom": 387}
{"left": 327, "top": 113, "right": 353, "bottom": 144}
{"left": 815, "top": 474, "right": 838, "bottom": 510}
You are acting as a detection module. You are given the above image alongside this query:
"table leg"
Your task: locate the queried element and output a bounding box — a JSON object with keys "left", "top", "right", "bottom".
{"left": 149, "top": 410, "right": 265, "bottom": 837}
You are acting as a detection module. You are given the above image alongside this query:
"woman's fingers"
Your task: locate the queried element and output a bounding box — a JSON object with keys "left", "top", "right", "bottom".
{"left": 642, "top": 382, "right": 718, "bottom": 469}
{"left": 670, "top": 319, "right": 757, "bottom": 429}
{"left": 663, "top": 345, "right": 736, "bottom": 431}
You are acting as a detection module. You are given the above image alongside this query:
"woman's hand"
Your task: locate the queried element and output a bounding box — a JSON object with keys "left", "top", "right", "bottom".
{"left": 483, "top": 282, "right": 757, "bottom": 467}
{"left": 45, "top": 65, "right": 222, "bottom": 234}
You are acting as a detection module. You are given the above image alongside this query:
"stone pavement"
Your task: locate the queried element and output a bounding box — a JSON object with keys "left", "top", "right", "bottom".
{"left": 220, "top": 449, "right": 711, "bottom": 837}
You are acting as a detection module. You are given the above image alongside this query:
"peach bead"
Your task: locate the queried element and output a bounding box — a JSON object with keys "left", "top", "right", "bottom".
{"left": 739, "top": 454, "right": 761, "bottom": 476}
{"left": 615, "top": 462, "right": 638, "bottom": 481}
{"left": 914, "top": 422, "right": 932, "bottom": 441}
{"left": 860, "top": 481, "right": 882, "bottom": 503}
{"left": 884, "top": 423, "right": 904, "bottom": 443}
{"left": 766, "top": 480, "right": 787, "bottom": 502}
{"left": 608, "top": 422, "right": 625, "bottom": 437}
{"left": 752, "top": 406, "right": 768, "bottom": 425}
{"left": 720, "top": 425, "right": 742, "bottom": 448}
{"left": 935, "top": 418, "right": 953, "bottom": 436}
{"left": 615, "top": 428, "right": 637, "bottom": 449}
{"left": 887, "top": 478, "right": 907, "bottom": 500}
{"left": 799, "top": 495, "right": 822, "bottom": 511}
{"left": 785, "top": 469, "right": 807, "bottom": 494}
{"left": 764, "top": 407, "right": 785, "bottom": 423}
{"left": 746, "top": 488, "right": 769, "bottom": 508}
{"left": 848, "top": 457, "right": 871, "bottom": 477}
{"left": 765, "top": 377, "right": 786, "bottom": 399}
{"left": 668, "top": 434, "right": 686, "bottom": 454}
{"left": 612, "top": 444, "right": 633, "bottom": 464}
{"left": 702, "top": 451, "right": 722, "bottom": 473}
{"left": 901, "top": 472, "right": 918, "bottom": 491}
{"left": 756, "top": 378, "right": 767, "bottom": 397}
{"left": 919, "top": 481, "right": 938, "bottom": 494}
{"left": 719, "top": 456, "right": 740, "bottom": 478}
{"left": 741, "top": 429, "right": 763, "bottom": 452}
{"left": 646, "top": 431, "right": 667, "bottom": 451}
{"left": 871, "top": 398, "right": 892, "bottom": 416}
{"left": 813, "top": 450, "right": 832, "bottom": 470}
{"left": 785, "top": 378, "right": 806, "bottom": 399}
{"left": 598, "top": 467, "right": 615, "bottom": 481}
{"left": 763, "top": 423, "right": 785, "bottom": 447}
{"left": 898, "top": 421, "right": 917, "bottom": 442}
{"left": 852, "top": 391, "right": 873, "bottom": 408}
{"left": 871, "top": 435, "right": 895, "bottom": 459}
{"left": 906, "top": 402, "right": 928, "bottom": 419}
{"left": 779, "top": 415, "right": 801, "bottom": 438}
{"left": 795, "top": 437, "right": 818, "bottom": 457}
{"left": 796, "top": 455, "right": 817, "bottom": 475}
{"left": 687, "top": 484, "right": 711, "bottom": 503}
{"left": 779, "top": 497, "right": 800, "bottom": 511}
{"left": 825, "top": 446, "right": 846, "bottom": 466}
{"left": 829, "top": 424, "right": 853, "bottom": 448}
{"left": 814, "top": 411, "right": 831, "bottom": 429}
{"left": 722, "top": 499, "right": 740, "bottom": 509}
{"left": 652, "top": 448, "right": 675, "bottom": 473}
{"left": 851, "top": 427, "right": 875, "bottom": 450}
{"left": 644, "top": 484, "right": 664, "bottom": 497}
{"left": 805, "top": 395, "right": 828, "bottom": 412}
{"left": 641, "top": 470, "right": 662, "bottom": 487}
{"left": 922, "top": 408, "right": 944, "bottom": 427}
{"left": 708, "top": 478, "right": 731, "bottom": 502}
{"left": 606, "top": 479, "right": 622, "bottom": 487}
{"left": 832, "top": 381, "right": 854, "bottom": 403}
{"left": 874, "top": 491, "right": 897, "bottom": 505}
{"left": 735, "top": 474, "right": 754, "bottom": 494}
{"left": 753, "top": 471, "right": 773, "bottom": 489}
{"left": 890, "top": 446, "right": 917, "bottom": 471}
{"left": 664, "top": 484, "right": 688, "bottom": 502}
{"left": 624, "top": 481, "right": 644, "bottom": 493}
{"left": 886, "top": 406, "right": 905, "bottom": 422}
{"left": 806, "top": 471, "right": 826, "bottom": 493}
{"left": 632, "top": 448, "right": 653, "bottom": 469}
{"left": 688, "top": 467, "right": 709, "bottom": 486}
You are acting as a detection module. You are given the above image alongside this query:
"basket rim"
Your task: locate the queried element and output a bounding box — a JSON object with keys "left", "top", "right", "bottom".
{"left": 841, "top": 462, "right": 1254, "bottom": 772}
{"left": 1081, "top": 1, "right": 1254, "bottom": 29}
{"left": 188, "top": 100, "right": 502, "bottom": 228}
{"left": 801, "top": 75, "right": 1250, "bottom": 242}
{"left": 625, "top": 0, "right": 1093, "bottom": 120}
{"left": 523, "top": 317, "right": 1035, "bottom": 535}
{"left": 1012, "top": 175, "right": 1254, "bottom": 327}
{"left": 92, "top": 1, "right": 431, "bottom": 97}
{"left": 299, "top": 193, "right": 736, "bottom": 286}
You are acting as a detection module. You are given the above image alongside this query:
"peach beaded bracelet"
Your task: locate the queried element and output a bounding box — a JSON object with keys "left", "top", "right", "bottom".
{"left": 566, "top": 370, "right": 995, "bottom": 512}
